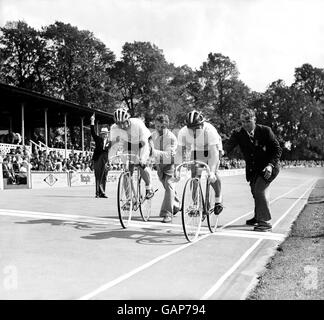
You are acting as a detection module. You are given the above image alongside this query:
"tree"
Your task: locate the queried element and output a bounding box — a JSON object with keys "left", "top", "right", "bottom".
{"left": 197, "top": 53, "right": 250, "bottom": 136}
{"left": 110, "top": 41, "right": 173, "bottom": 125}
{"left": 255, "top": 79, "right": 324, "bottom": 159}
{"left": 42, "top": 21, "right": 116, "bottom": 109}
{"left": 294, "top": 63, "right": 324, "bottom": 102}
{"left": 0, "top": 20, "right": 50, "bottom": 92}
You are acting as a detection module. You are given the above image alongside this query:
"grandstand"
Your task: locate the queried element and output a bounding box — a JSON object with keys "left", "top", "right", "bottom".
{"left": 0, "top": 82, "right": 114, "bottom": 190}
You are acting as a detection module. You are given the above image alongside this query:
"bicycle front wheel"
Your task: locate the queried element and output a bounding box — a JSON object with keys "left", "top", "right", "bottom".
{"left": 206, "top": 182, "right": 219, "bottom": 233}
{"left": 117, "top": 172, "right": 132, "bottom": 228}
{"left": 181, "top": 177, "right": 203, "bottom": 242}
{"left": 139, "top": 176, "right": 151, "bottom": 222}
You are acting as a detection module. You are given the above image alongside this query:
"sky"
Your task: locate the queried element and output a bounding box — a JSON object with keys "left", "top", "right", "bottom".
{"left": 0, "top": 0, "right": 323, "bottom": 92}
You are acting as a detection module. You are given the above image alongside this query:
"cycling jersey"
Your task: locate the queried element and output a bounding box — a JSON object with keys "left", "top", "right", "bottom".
{"left": 110, "top": 118, "right": 152, "bottom": 145}
{"left": 109, "top": 118, "right": 152, "bottom": 162}
{"left": 177, "top": 122, "right": 223, "bottom": 152}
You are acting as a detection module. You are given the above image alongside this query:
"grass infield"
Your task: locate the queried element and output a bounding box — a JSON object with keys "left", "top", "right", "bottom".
{"left": 247, "top": 179, "right": 324, "bottom": 300}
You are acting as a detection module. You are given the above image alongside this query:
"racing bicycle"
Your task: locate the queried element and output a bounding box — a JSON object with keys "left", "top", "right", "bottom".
{"left": 109, "top": 153, "right": 155, "bottom": 228}
{"left": 175, "top": 160, "right": 219, "bottom": 242}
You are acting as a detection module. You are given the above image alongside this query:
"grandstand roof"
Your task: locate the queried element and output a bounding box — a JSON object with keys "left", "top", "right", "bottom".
{"left": 0, "top": 82, "right": 114, "bottom": 129}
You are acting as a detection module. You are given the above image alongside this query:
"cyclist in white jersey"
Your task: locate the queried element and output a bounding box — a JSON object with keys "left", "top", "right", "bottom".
{"left": 175, "top": 110, "right": 224, "bottom": 215}
{"left": 109, "top": 108, "right": 154, "bottom": 199}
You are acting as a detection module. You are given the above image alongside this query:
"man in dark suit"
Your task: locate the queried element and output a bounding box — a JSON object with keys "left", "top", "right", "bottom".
{"left": 224, "top": 108, "right": 282, "bottom": 231}
{"left": 90, "top": 114, "right": 110, "bottom": 198}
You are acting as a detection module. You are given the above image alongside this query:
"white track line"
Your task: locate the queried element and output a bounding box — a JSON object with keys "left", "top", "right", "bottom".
{"left": 0, "top": 209, "right": 285, "bottom": 243}
{"left": 0, "top": 208, "right": 188, "bottom": 231}
{"left": 200, "top": 180, "right": 316, "bottom": 300}
{"left": 78, "top": 179, "right": 316, "bottom": 300}
{"left": 78, "top": 233, "right": 211, "bottom": 300}
{"left": 214, "top": 229, "right": 286, "bottom": 241}
{"left": 0, "top": 209, "right": 120, "bottom": 225}
{"left": 220, "top": 178, "right": 315, "bottom": 229}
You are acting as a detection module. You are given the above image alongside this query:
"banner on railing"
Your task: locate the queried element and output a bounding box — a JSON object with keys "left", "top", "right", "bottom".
{"left": 30, "top": 171, "right": 69, "bottom": 189}
{"left": 69, "top": 171, "right": 95, "bottom": 186}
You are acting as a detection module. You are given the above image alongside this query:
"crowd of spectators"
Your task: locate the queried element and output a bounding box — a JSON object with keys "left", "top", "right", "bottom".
{"left": 1, "top": 146, "right": 31, "bottom": 184}
{"left": 280, "top": 160, "right": 324, "bottom": 168}
{"left": 1, "top": 143, "right": 324, "bottom": 186}
{"left": 0, "top": 145, "right": 95, "bottom": 185}
{"left": 219, "top": 157, "right": 245, "bottom": 170}
{"left": 29, "top": 149, "right": 93, "bottom": 172}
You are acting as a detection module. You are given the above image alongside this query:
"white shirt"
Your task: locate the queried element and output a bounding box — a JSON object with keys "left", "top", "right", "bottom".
{"left": 110, "top": 118, "right": 152, "bottom": 144}
{"left": 177, "top": 122, "right": 223, "bottom": 152}
{"left": 151, "top": 129, "right": 177, "bottom": 164}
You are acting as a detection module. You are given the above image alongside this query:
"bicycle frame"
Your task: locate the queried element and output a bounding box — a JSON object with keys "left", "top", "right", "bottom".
{"left": 176, "top": 160, "right": 217, "bottom": 241}
{"left": 110, "top": 153, "right": 142, "bottom": 210}
{"left": 176, "top": 160, "right": 212, "bottom": 215}
{"left": 111, "top": 153, "right": 153, "bottom": 228}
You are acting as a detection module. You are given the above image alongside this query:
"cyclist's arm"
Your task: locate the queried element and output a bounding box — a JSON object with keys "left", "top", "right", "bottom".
{"left": 138, "top": 139, "right": 148, "bottom": 162}
{"left": 208, "top": 144, "right": 220, "bottom": 173}
{"left": 152, "top": 135, "right": 177, "bottom": 159}
{"left": 174, "top": 144, "right": 187, "bottom": 165}
{"left": 107, "top": 138, "right": 120, "bottom": 160}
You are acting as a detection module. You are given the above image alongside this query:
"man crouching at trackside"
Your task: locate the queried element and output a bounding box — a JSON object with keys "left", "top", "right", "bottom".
{"left": 174, "top": 110, "right": 224, "bottom": 216}
{"left": 223, "top": 108, "right": 282, "bottom": 232}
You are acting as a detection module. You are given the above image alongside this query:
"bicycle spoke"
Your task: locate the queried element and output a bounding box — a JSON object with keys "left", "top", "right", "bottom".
{"left": 117, "top": 172, "right": 132, "bottom": 228}
{"left": 206, "top": 182, "right": 219, "bottom": 232}
{"left": 181, "top": 178, "right": 203, "bottom": 242}
{"left": 139, "top": 176, "right": 151, "bottom": 222}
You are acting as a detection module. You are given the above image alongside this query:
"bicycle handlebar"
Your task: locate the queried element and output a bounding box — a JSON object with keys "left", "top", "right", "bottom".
{"left": 109, "top": 153, "right": 140, "bottom": 163}
{"left": 175, "top": 160, "right": 211, "bottom": 176}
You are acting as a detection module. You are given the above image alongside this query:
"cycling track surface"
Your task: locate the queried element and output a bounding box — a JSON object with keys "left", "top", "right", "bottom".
{"left": 0, "top": 167, "right": 322, "bottom": 300}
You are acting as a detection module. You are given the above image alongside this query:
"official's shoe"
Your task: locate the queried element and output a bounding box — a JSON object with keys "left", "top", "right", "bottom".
{"left": 246, "top": 217, "right": 258, "bottom": 226}
{"left": 162, "top": 216, "right": 172, "bottom": 223}
{"left": 254, "top": 221, "right": 272, "bottom": 232}
{"left": 214, "top": 203, "right": 224, "bottom": 215}
{"left": 99, "top": 194, "right": 108, "bottom": 198}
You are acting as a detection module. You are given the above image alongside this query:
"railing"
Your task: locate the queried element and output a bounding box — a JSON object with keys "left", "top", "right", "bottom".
{"left": 0, "top": 143, "right": 31, "bottom": 155}
{"left": 28, "top": 140, "right": 92, "bottom": 157}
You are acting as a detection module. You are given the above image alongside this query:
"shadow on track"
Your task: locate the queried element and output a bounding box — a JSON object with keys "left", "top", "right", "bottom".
{"left": 14, "top": 219, "right": 186, "bottom": 245}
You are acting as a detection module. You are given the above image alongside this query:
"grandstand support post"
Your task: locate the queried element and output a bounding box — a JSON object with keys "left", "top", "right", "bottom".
{"left": 27, "top": 163, "right": 32, "bottom": 189}
{"left": 81, "top": 117, "right": 84, "bottom": 152}
{"left": 44, "top": 108, "right": 48, "bottom": 146}
{"left": 0, "top": 156, "right": 3, "bottom": 190}
{"left": 9, "top": 116, "right": 13, "bottom": 132}
{"left": 64, "top": 113, "right": 67, "bottom": 159}
{"left": 96, "top": 121, "right": 99, "bottom": 135}
{"left": 21, "top": 102, "right": 25, "bottom": 146}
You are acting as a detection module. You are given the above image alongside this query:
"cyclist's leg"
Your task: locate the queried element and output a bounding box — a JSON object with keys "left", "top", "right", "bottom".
{"left": 138, "top": 142, "right": 154, "bottom": 193}
{"left": 209, "top": 154, "right": 223, "bottom": 214}
{"left": 190, "top": 151, "right": 202, "bottom": 205}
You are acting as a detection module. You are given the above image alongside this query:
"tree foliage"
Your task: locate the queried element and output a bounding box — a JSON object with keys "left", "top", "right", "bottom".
{"left": 0, "top": 20, "right": 323, "bottom": 159}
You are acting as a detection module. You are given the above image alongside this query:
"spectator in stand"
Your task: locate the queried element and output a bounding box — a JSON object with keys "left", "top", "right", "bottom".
{"left": 2, "top": 156, "right": 16, "bottom": 184}
{"left": 37, "top": 155, "right": 46, "bottom": 171}
{"left": 16, "top": 159, "right": 28, "bottom": 184}
{"left": 44, "top": 159, "right": 55, "bottom": 171}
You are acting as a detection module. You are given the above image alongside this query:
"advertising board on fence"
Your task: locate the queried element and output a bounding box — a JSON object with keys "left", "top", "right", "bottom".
{"left": 31, "top": 172, "right": 69, "bottom": 189}
{"left": 69, "top": 171, "right": 95, "bottom": 186}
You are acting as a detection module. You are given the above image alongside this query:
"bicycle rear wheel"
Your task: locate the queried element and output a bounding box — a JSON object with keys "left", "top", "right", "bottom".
{"left": 206, "top": 182, "right": 219, "bottom": 232}
{"left": 181, "top": 177, "right": 203, "bottom": 242}
{"left": 139, "top": 176, "right": 151, "bottom": 221}
{"left": 117, "top": 172, "right": 132, "bottom": 228}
